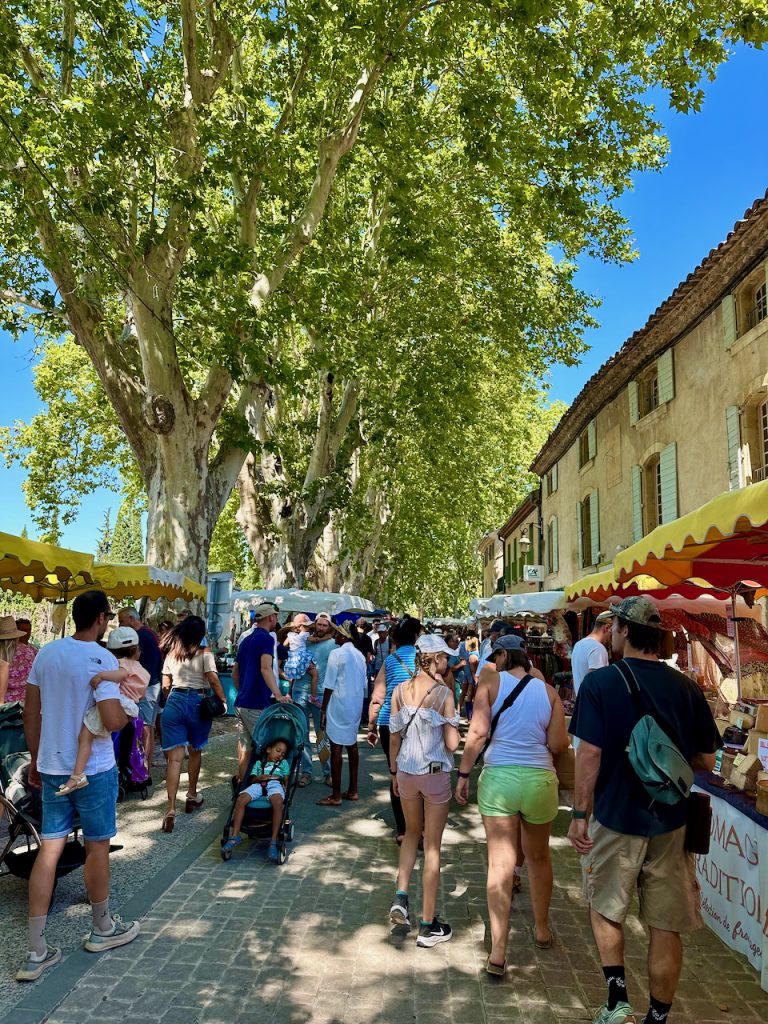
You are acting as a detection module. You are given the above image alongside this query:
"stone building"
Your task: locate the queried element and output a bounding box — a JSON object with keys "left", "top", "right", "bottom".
{"left": 497, "top": 491, "right": 543, "bottom": 595}
{"left": 525, "top": 190, "right": 768, "bottom": 590}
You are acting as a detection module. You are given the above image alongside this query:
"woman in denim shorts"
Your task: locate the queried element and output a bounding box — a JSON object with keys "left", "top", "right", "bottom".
{"left": 160, "top": 617, "right": 226, "bottom": 833}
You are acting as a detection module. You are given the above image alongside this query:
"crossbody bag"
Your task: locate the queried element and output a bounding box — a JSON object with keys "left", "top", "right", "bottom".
{"left": 480, "top": 674, "right": 533, "bottom": 758}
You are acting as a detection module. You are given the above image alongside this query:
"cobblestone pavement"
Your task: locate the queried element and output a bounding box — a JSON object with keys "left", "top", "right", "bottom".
{"left": 4, "top": 740, "right": 768, "bottom": 1024}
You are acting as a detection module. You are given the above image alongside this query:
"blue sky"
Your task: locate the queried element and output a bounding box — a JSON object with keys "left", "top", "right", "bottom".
{"left": 2, "top": 43, "right": 768, "bottom": 553}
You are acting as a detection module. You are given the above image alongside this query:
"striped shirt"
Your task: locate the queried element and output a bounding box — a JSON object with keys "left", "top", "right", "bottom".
{"left": 377, "top": 646, "right": 416, "bottom": 727}
{"left": 390, "top": 682, "right": 458, "bottom": 774}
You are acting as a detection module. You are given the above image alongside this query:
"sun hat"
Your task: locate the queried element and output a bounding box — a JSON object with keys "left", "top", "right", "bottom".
{"left": 415, "top": 634, "right": 455, "bottom": 657}
{"left": 253, "top": 602, "right": 279, "bottom": 621}
{"left": 491, "top": 634, "right": 527, "bottom": 654}
{"left": 594, "top": 610, "right": 614, "bottom": 624}
{"left": 106, "top": 626, "right": 139, "bottom": 650}
{"left": 331, "top": 622, "right": 353, "bottom": 640}
{"left": 286, "top": 614, "right": 312, "bottom": 628}
{"left": 0, "top": 615, "right": 25, "bottom": 640}
{"left": 608, "top": 596, "right": 663, "bottom": 628}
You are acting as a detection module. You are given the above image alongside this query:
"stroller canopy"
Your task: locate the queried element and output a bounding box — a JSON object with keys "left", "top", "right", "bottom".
{"left": 251, "top": 703, "right": 308, "bottom": 754}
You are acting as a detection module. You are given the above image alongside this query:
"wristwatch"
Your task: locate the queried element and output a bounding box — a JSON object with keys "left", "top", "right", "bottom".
{"left": 571, "top": 809, "right": 587, "bottom": 820}
{"left": 457, "top": 771, "right": 470, "bottom": 779}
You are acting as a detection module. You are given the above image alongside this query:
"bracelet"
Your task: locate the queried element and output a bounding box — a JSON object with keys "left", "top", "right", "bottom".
{"left": 457, "top": 771, "right": 470, "bottom": 779}
{"left": 390, "top": 769, "right": 397, "bottom": 776}
{"left": 571, "top": 809, "right": 587, "bottom": 820}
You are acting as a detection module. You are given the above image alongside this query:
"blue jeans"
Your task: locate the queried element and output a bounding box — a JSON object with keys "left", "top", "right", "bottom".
{"left": 41, "top": 766, "right": 118, "bottom": 841}
{"left": 161, "top": 689, "right": 213, "bottom": 752}
{"left": 292, "top": 690, "right": 330, "bottom": 778}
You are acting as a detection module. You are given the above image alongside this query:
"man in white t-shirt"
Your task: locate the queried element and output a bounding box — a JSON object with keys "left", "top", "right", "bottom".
{"left": 571, "top": 611, "right": 612, "bottom": 696}
{"left": 19, "top": 590, "right": 140, "bottom": 982}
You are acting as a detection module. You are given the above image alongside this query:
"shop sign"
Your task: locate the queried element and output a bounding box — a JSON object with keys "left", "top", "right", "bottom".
{"left": 523, "top": 565, "right": 544, "bottom": 582}
{"left": 693, "top": 786, "right": 768, "bottom": 992}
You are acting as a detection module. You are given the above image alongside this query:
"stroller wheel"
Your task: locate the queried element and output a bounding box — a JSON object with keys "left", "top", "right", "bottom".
{"left": 117, "top": 785, "right": 126, "bottom": 803}
{"left": 277, "top": 844, "right": 288, "bottom": 865}
{"left": 285, "top": 822, "right": 295, "bottom": 843}
{"left": 220, "top": 829, "right": 230, "bottom": 847}
{"left": 221, "top": 848, "right": 232, "bottom": 862}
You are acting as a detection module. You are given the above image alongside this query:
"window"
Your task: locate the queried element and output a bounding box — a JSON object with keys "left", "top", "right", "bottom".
{"left": 578, "top": 432, "right": 590, "bottom": 468}
{"left": 746, "top": 281, "right": 768, "bottom": 334}
{"left": 643, "top": 455, "right": 662, "bottom": 534}
{"left": 544, "top": 463, "right": 558, "bottom": 496}
{"left": 578, "top": 490, "right": 600, "bottom": 568}
{"left": 629, "top": 350, "right": 674, "bottom": 425}
{"left": 578, "top": 419, "right": 596, "bottom": 468}
{"left": 731, "top": 264, "right": 768, "bottom": 342}
{"left": 638, "top": 369, "right": 659, "bottom": 418}
{"left": 546, "top": 517, "right": 559, "bottom": 574}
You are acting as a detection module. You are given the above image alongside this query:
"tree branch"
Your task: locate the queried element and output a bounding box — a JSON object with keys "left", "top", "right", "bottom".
{"left": 0, "top": 288, "right": 67, "bottom": 319}
{"left": 61, "top": 1, "right": 76, "bottom": 97}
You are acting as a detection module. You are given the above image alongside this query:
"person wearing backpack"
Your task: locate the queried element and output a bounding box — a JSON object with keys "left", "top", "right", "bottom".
{"left": 567, "top": 596, "right": 722, "bottom": 1024}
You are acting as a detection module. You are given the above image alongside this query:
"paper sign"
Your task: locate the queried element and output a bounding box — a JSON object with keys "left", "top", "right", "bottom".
{"left": 758, "top": 737, "right": 768, "bottom": 771}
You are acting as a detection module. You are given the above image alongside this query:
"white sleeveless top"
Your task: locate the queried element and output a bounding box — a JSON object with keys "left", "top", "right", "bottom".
{"left": 484, "top": 672, "right": 554, "bottom": 770}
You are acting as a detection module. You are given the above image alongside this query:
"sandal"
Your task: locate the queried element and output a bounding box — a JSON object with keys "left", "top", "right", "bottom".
{"left": 531, "top": 924, "right": 556, "bottom": 949}
{"left": 316, "top": 796, "right": 342, "bottom": 806}
{"left": 298, "top": 774, "right": 313, "bottom": 788}
{"left": 185, "top": 793, "right": 204, "bottom": 813}
{"left": 56, "top": 774, "right": 88, "bottom": 797}
{"left": 221, "top": 835, "right": 242, "bottom": 854}
{"left": 161, "top": 810, "right": 176, "bottom": 833}
{"left": 485, "top": 957, "right": 507, "bottom": 977}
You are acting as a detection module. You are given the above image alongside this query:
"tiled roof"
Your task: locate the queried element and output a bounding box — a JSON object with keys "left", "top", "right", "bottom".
{"left": 530, "top": 189, "right": 768, "bottom": 474}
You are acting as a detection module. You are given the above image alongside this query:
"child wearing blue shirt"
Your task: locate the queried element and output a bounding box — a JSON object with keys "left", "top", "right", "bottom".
{"left": 223, "top": 738, "right": 290, "bottom": 862}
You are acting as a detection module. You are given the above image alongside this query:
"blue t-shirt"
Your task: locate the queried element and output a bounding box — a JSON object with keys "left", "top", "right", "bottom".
{"left": 378, "top": 646, "right": 416, "bottom": 727}
{"left": 137, "top": 626, "right": 163, "bottom": 685}
{"left": 570, "top": 658, "right": 722, "bottom": 837}
{"left": 235, "top": 627, "right": 276, "bottom": 710}
{"left": 309, "top": 638, "right": 337, "bottom": 691}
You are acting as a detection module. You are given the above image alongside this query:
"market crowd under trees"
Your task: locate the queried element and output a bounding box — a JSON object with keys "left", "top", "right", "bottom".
{"left": 1, "top": 2, "right": 767, "bottom": 613}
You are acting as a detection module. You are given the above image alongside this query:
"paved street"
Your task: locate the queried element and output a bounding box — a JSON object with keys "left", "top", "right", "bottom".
{"left": 3, "top": 738, "right": 768, "bottom": 1024}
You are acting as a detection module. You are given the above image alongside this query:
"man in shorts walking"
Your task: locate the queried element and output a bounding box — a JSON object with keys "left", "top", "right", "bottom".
{"left": 19, "top": 590, "right": 139, "bottom": 981}
{"left": 568, "top": 596, "right": 721, "bottom": 1024}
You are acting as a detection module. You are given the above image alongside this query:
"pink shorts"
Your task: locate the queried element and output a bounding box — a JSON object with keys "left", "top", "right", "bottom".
{"left": 396, "top": 769, "right": 452, "bottom": 804}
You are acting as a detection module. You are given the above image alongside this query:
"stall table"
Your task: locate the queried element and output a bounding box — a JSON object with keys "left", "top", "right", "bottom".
{"left": 693, "top": 771, "right": 768, "bottom": 992}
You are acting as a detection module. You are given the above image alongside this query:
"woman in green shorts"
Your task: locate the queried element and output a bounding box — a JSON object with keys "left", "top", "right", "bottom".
{"left": 455, "top": 634, "right": 568, "bottom": 974}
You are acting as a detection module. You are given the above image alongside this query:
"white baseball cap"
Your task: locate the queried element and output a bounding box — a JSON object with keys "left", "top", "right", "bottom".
{"left": 415, "top": 634, "right": 455, "bottom": 657}
{"left": 106, "top": 626, "right": 139, "bottom": 650}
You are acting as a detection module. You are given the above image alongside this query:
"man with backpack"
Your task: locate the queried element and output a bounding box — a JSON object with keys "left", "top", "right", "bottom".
{"left": 567, "top": 596, "right": 721, "bottom": 1024}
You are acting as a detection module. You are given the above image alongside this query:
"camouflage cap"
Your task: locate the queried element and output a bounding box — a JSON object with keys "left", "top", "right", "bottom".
{"left": 609, "top": 596, "right": 662, "bottom": 628}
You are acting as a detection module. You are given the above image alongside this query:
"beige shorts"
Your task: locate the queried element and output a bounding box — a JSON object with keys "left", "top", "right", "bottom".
{"left": 582, "top": 819, "right": 702, "bottom": 934}
{"left": 236, "top": 706, "right": 263, "bottom": 746}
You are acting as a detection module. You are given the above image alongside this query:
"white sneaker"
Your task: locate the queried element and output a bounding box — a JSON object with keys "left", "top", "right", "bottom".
{"left": 16, "top": 946, "right": 62, "bottom": 981}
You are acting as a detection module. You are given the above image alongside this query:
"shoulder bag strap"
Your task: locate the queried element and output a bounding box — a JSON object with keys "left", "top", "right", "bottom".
{"left": 481, "top": 674, "right": 533, "bottom": 758}
{"left": 392, "top": 651, "right": 417, "bottom": 679}
{"left": 614, "top": 659, "right": 684, "bottom": 749}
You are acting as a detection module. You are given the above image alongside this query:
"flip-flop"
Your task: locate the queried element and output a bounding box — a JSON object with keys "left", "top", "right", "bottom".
{"left": 485, "top": 957, "right": 507, "bottom": 976}
{"left": 316, "top": 796, "right": 342, "bottom": 806}
{"left": 341, "top": 792, "right": 359, "bottom": 801}
{"left": 531, "top": 924, "right": 556, "bottom": 949}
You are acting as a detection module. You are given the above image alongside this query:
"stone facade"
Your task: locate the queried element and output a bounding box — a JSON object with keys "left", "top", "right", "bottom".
{"left": 497, "top": 491, "right": 544, "bottom": 595}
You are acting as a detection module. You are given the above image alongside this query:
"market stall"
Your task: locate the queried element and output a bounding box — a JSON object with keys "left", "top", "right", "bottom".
{"left": 232, "top": 587, "right": 376, "bottom": 619}
{"left": 611, "top": 484, "right": 768, "bottom": 988}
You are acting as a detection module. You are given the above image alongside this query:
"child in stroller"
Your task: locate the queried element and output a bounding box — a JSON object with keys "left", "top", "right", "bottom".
{"left": 55, "top": 627, "right": 148, "bottom": 796}
{"left": 223, "top": 738, "right": 290, "bottom": 862}
{"left": 221, "top": 702, "right": 307, "bottom": 865}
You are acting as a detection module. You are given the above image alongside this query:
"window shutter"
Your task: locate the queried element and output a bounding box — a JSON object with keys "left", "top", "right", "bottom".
{"left": 552, "top": 517, "right": 559, "bottom": 574}
{"left": 725, "top": 406, "right": 742, "bottom": 490}
{"left": 631, "top": 465, "right": 643, "bottom": 542}
{"left": 512, "top": 538, "right": 518, "bottom": 583}
{"left": 587, "top": 419, "right": 596, "bottom": 460}
{"left": 628, "top": 380, "right": 639, "bottom": 425}
{"left": 590, "top": 488, "right": 600, "bottom": 564}
{"left": 552, "top": 462, "right": 558, "bottom": 492}
{"left": 659, "top": 442, "right": 678, "bottom": 523}
{"left": 657, "top": 349, "right": 675, "bottom": 403}
{"left": 721, "top": 294, "right": 737, "bottom": 348}
{"left": 576, "top": 501, "right": 583, "bottom": 568}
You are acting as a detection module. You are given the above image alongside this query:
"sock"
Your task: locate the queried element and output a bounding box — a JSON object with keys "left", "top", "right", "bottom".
{"left": 28, "top": 915, "right": 47, "bottom": 957}
{"left": 602, "top": 965, "right": 628, "bottom": 1011}
{"left": 396, "top": 890, "right": 408, "bottom": 898}
{"left": 644, "top": 995, "right": 673, "bottom": 1024}
{"left": 91, "top": 898, "right": 113, "bottom": 935}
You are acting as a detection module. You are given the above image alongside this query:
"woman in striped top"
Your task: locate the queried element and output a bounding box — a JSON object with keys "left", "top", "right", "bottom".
{"left": 387, "top": 634, "right": 460, "bottom": 948}
{"left": 367, "top": 617, "right": 421, "bottom": 843}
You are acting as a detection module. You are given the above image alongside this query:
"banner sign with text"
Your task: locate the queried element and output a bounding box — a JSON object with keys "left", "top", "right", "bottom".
{"left": 693, "top": 786, "right": 768, "bottom": 992}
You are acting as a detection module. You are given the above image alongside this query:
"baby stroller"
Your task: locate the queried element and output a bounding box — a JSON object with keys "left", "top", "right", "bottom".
{"left": 220, "top": 703, "right": 307, "bottom": 865}
{"left": 113, "top": 717, "right": 151, "bottom": 801}
{"left": 0, "top": 702, "right": 86, "bottom": 902}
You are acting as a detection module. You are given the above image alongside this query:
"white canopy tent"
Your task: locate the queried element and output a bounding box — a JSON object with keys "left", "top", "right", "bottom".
{"left": 232, "top": 588, "right": 376, "bottom": 617}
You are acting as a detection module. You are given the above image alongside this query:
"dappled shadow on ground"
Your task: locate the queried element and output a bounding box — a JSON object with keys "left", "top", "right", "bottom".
{"left": 20, "top": 731, "right": 768, "bottom": 1024}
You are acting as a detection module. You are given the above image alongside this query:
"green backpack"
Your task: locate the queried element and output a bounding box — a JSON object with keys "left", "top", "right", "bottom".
{"left": 615, "top": 661, "right": 693, "bottom": 807}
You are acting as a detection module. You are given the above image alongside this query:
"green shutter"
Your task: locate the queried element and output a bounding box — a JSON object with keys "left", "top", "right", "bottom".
{"left": 587, "top": 418, "right": 596, "bottom": 460}
{"left": 512, "top": 538, "right": 518, "bottom": 583}
{"left": 628, "top": 380, "right": 639, "bottom": 425}
{"left": 526, "top": 525, "right": 534, "bottom": 565}
{"left": 576, "top": 501, "right": 583, "bottom": 568}
{"left": 659, "top": 443, "right": 678, "bottom": 523}
{"left": 552, "top": 516, "right": 559, "bottom": 574}
{"left": 552, "top": 462, "right": 558, "bottom": 492}
{"left": 590, "top": 488, "right": 600, "bottom": 564}
{"left": 725, "top": 405, "right": 742, "bottom": 490}
{"left": 631, "top": 464, "right": 643, "bottom": 542}
{"left": 722, "top": 294, "right": 737, "bottom": 348}
{"left": 657, "top": 349, "right": 675, "bottom": 404}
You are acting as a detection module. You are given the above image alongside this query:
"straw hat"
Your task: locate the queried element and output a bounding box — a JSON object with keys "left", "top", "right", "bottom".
{"left": 0, "top": 615, "right": 25, "bottom": 640}
{"left": 331, "top": 622, "right": 353, "bottom": 641}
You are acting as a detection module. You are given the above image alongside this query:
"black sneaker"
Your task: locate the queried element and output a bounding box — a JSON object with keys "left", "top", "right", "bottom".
{"left": 389, "top": 893, "right": 410, "bottom": 926}
{"left": 416, "top": 916, "right": 452, "bottom": 947}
